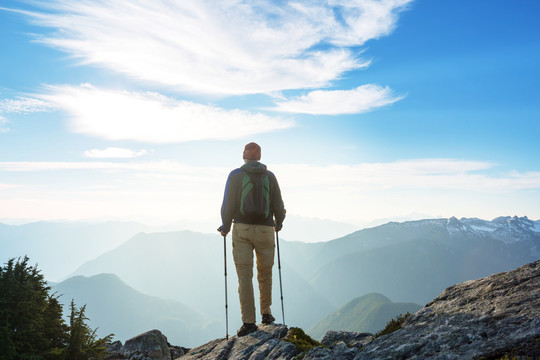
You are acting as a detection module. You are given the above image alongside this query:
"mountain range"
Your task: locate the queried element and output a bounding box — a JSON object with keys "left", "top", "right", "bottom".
{"left": 282, "top": 216, "right": 540, "bottom": 305}
{"left": 64, "top": 216, "right": 539, "bottom": 342}
{"left": 52, "top": 273, "right": 214, "bottom": 347}
{"left": 0, "top": 215, "right": 358, "bottom": 281}
{"left": 67, "top": 230, "right": 334, "bottom": 341}
{"left": 1, "top": 215, "right": 538, "bottom": 348}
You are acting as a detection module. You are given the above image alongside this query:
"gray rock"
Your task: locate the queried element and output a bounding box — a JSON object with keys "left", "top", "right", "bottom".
{"left": 112, "top": 329, "right": 173, "bottom": 360}
{"left": 178, "top": 324, "right": 297, "bottom": 360}
{"left": 303, "top": 341, "right": 359, "bottom": 360}
{"left": 321, "top": 331, "right": 372, "bottom": 349}
{"left": 107, "top": 340, "right": 123, "bottom": 353}
{"left": 170, "top": 345, "right": 188, "bottom": 359}
{"left": 354, "top": 259, "right": 540, "bottom": 360}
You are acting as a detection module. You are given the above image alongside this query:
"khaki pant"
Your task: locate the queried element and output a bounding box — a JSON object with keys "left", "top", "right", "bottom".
{"left": 232, "top": 223, "right": 275, "bottom": 324}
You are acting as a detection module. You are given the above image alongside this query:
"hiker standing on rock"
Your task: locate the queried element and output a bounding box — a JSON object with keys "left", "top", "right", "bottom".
{"left": 219, "top": 142, "right": 286, "bottom": 337}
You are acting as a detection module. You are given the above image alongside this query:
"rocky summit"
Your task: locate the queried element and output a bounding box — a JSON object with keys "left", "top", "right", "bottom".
{"left": 354, "top": 259, "right": 540, "bottom": 360}
{"left": 107, "top": 260, "right": 540, "bottom": 360}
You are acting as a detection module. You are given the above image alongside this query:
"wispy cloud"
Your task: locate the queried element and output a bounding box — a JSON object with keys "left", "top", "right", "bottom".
{"left": 2, "top": 158, "right": 539, "bottom": 223}
{"left": 0, "top": 115, "right": 9, "bottom": 133}
{"left": 0, "top": 97, "right": 57, "bottom": 132}
{"left": 34, "top": 84, "right": 293, "bottom": 143}
{"left": 270, "top": 85, "right": 405, "bottom": 114}
{"left": 273, "top": 159, "right": 522, "bottom": 190}
{"left": 2, "top": 158, "right": 539, "bottom": 191}
{"left": 12, "top": 0, "right": 412, "bottom": 95}
{"left": 84, "top": 147, "right": 149, "bottom": 159}
{"left": 0, "top": 97, "right": 57, "bottom": 113}
{"left": 0, "top": 160, "right": 228, "bottom": 181}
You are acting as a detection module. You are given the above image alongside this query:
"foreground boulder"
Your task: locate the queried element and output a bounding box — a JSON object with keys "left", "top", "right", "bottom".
{"left": 173, "top": 260, "right": 540, "bottom": 359}
{"left": 106, "top": 329, "right": 188, "bottom": 360}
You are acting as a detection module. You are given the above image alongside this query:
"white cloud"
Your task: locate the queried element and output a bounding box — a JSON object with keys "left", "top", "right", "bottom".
{"left": 15, "top": 0, "right": 412, "bottom": 95}
{"left": 34, "top": 84, "right": 293, "bottom": 143}
{"left": 84, "top": 147, "right": 149, "bottom": 159}
{"left": 0, "top": 97, "right": 57, "bottom": 113}
{"left": 270, "top": 84, "right": 404, "bottom": 114}
{"left": 0, "top": 115, "right": 9, "bottom": 133}
{"left": 0, "top": 97, "right": 57, "bottom": 132}
{"left": 327, "top": 0, "right": 412, "bottom": 46}
{"left": 0, "top": 160, "right": 222, "bottom": 176}
{"left": 2, "top": 158, "right": 540, "bottom": 191}
{"left": 273, "top": 160, "right": 510, "bottom": 190}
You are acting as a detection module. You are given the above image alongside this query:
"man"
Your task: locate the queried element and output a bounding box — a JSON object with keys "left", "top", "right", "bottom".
{"left": 220, "top": 142, "right": 286, "bottom": 337}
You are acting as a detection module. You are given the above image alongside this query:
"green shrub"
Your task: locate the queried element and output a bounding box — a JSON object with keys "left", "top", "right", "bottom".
{"left": 374, "top": 312, "right": 411, "bottom": 338}
{"left": 284, "top": 327, "right": 324, "bottom": 358}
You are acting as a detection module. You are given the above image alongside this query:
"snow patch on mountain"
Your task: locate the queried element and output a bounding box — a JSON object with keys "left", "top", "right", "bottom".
{"left": 533, "top": 220, "right": 540, "bottom": 233}
{"left": 470, "top": 224, "right": 496, "bottom": 232}
{"left": 385, "top": 215, "right": 540, "bottom": 247}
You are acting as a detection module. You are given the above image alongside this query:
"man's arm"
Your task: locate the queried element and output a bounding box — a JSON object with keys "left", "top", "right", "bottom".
{"left": 220, "top": 170, "right": 240, "bottom": 235}
{"left": 270, "top": 172, "right": 286, "bottom": 230}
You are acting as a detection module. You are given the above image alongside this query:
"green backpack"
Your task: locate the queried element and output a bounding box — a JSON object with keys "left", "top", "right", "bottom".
{"left": 240, "top": 171, "right": 270, "bottom": 222}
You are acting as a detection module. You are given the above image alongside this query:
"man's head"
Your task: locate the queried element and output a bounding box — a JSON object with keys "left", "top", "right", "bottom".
{"left": 243, "top": 142, "right": 261, "bottom": 161}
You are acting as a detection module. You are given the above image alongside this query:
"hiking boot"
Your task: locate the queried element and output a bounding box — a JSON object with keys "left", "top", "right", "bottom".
{"left": 262, "top": 314, "right": 275, "bottom": 324}
{"left": 237, "top": 323, "right": 257, "bottom": 337}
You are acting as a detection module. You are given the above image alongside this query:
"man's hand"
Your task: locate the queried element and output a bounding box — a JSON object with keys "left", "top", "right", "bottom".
{"left": 274, "top": 223, "right": 283, "bottom": 232}
{"left": 217, "top": 226, "right": 228, "bottom": 237}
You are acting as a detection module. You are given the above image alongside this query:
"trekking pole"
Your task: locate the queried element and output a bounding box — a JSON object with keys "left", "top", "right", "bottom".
{"left": 276, "top": 230, "right": 285, "bottom": 326}
{"left": 224, "top": 234, "right": 229, "bottom": 340}
{"left": 218, "top": 227, "right": 229, "bottom": 340}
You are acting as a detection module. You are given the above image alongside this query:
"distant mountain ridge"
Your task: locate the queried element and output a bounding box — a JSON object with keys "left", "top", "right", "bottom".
{"left": 406, "top": 216, "right": 540, "bottom": 243}
{"left": 0, "top": 221, "right": 150, "bottom": 280}
{"left": 281, "top": 216, "right": 540, "bottom": 276}
{"left": 282, "top": 216, "right": 539, "bottom": 306}
{"left": 52, "top": 273, "right": 215, "bottom": 347}
{"left": 0, "top": 215, "right": 361, "bottom": 280}
{"left": 69, "top": 230, "right": 334, "bottom": 343}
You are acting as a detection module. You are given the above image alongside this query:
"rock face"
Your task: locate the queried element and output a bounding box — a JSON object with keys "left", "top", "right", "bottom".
{"left": 106, "top": 329, "right": 188, "bottom": 360}
{"left": 353, "top": 259, "right": 540, "bottom": 360}
{"left": 179, "top": 324, "right": 296, "bottom": 360}
{"left": 173, "top": 260, "right": 540, "bottom": 360}
{"left": 320, "top": 330, "right": 372, "bottom": 349}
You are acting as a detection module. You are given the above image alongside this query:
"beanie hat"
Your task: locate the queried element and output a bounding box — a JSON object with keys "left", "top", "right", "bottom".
{"left": 243, "top": 142, "right": 261, "bottom": 160}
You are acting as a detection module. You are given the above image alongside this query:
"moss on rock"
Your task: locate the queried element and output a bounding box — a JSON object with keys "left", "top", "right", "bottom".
{"left": 284, "top": 327, "right": 325, "bottom": 355}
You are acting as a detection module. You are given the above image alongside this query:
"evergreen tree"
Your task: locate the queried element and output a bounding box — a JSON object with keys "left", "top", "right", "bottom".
{"left": 0, "top": 256, "right": 66, "bottom": 359}
{"left": 0, "top": 257, "right": 111, "bottom": 360}
{"left": 0, "top": 325, "right": 17, "bottom": 360}
{"left": 65, "top": 300, "right": 113, "bottom": 360}
{"left": 43, "top": 295, "right": 69, "bottom": 360}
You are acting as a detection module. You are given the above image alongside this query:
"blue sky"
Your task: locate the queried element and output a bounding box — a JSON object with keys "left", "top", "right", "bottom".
{"left": 1, "top": 0, "right": 539, "bottom": 228}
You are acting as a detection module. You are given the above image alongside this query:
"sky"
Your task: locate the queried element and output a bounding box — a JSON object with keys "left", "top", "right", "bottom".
{"left": 1, "top": 0, "right": 539, "bottom": 230}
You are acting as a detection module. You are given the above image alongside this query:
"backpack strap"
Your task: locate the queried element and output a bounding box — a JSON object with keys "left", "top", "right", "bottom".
{"left": 240, "top": 172, "right": 253, "bottom": 216}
